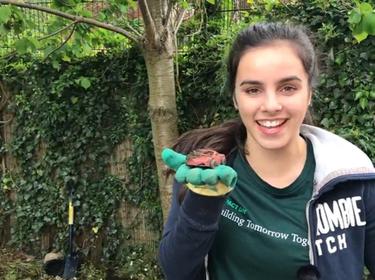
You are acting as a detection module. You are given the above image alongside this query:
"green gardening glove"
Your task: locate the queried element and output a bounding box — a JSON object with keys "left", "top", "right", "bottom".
{"left": 162, "top": 148, "right": 237, "bottom": 196}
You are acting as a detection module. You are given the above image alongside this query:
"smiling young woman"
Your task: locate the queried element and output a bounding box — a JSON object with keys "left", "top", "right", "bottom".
{"left": 159, "top": 22, "right": 375, "bottom": 280}
{"left": 234, "top": 41, "right": 312, "bottom": 189}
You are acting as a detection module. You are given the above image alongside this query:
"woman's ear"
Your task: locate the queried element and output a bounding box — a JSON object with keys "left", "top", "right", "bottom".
{"left": 233, "top": 96, "right": 238, "bottom": 110}
{"left": 308, "top": 89, "right": 313, "bottom": 106}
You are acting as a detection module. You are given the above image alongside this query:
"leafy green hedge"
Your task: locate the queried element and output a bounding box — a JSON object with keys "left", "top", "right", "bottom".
{"left": 0, "top": 49, "right": 161, "bottom": 264}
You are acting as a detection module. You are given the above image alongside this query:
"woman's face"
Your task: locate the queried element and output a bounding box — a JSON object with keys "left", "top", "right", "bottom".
{"left": 234, "top": 40, "right": 311, "bottom": 152}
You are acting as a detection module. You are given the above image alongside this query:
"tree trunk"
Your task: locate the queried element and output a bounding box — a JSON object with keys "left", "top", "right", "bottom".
{"left": 144, "top": 48, "right": 178, "bottom": 221}
{"left": 0, "top": 83, "right": 17, "bottom": 245}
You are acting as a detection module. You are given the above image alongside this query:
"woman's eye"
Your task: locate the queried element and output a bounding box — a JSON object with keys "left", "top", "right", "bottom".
{"left": 245, "top": 88, "right": 261, "bottom": 95}
{"left": 281, "top": 85, "right": 297, "bottom": 94}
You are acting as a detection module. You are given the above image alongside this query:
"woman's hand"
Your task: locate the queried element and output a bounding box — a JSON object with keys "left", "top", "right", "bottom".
{"left": 162, "top": 148, "right": 237, "bottom": 196}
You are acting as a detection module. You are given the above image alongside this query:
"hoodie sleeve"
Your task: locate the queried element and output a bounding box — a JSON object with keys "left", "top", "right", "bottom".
{"left": 364, "top": 179, "right": 375, "bottom": 276}
{"left": 159, "top": 180, "right": 226, "bottom": 280}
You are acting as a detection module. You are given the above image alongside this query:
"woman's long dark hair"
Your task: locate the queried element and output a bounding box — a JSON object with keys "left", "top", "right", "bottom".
{"left": 172, "top": 118, "right": 245, "bottom": 156}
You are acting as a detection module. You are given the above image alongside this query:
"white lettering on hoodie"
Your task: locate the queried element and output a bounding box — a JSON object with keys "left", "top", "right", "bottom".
{"left": 314, "top": 196, "right": 366, "bottom": 256}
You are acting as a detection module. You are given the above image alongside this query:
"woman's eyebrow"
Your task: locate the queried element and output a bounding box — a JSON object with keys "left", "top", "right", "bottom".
{"left": 277, "top": 76, "right": 302, "bottom": 84}
{"left": 239, "top": 80, "right": 262, "bottom": 86}
{"left": 239, "top": 76, "right": 302, "bottom": 87}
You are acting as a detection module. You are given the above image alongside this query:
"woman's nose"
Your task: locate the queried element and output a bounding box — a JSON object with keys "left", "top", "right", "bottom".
{"left": 260, "top": 93, "right": 282, "bottom": 112}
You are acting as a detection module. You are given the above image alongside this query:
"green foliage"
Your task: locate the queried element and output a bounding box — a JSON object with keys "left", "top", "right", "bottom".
{"left": 348, "top": 2, "right": 375, "bottom": 42}
{"left": 0, "top": 6, "right": 12, "bottom": 24}
{"left": 0, "top": 248, "right": 110, "bottom": 280}
{"left": 0, "top": 1, "right": 133, "bottom": 58}
{"left": 177, "top": 22, "right": 242, "bottom": 131}
{"left": 0, "top": 248, "right": 55, "bottom": 280}
{"left": 113, "top": 244, "right": 163, "bottom": 279}
{"left": 78, "top": 262, "right": 107, "bottom": 280}
{"left": 0, "top": 174, "right": 14, "bottom": 227}
{"left": 0, "top": 47, "right": 161, "bottom": 269}
{"left": 0, "top": 259, "right": 42, "bottom": 280}
{"left": 0, "top": 5, "right": 31, "bottom": 36}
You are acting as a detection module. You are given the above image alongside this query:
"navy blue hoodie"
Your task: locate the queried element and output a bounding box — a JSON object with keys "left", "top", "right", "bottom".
{"left": 159, "top": 125, "right": 375, "bottom": 280}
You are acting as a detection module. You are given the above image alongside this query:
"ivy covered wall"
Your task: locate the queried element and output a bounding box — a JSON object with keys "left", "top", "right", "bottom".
{"left": 0, "top": 48, "right": 163, "bottom": 277}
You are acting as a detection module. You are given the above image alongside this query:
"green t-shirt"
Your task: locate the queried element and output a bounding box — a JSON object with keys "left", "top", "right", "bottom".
{"left": 208, "top": 139, "right": 315, "bottom": 280}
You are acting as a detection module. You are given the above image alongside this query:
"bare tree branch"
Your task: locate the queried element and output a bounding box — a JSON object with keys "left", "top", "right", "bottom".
{"left": 138, "top": 0, "right": 158, "bottom": 46}
{"left": 165, "top": 0, "right": 176, "bottom": 28}
{"left": 138, "top": 0, "right": 156, "bottom": 30}
{"left": 44, "top": 22, "right": 76, "bottom": 58}
{"left": 174, "top": 8, "right": 186, "bottom": 33}
{"left": 125, "top": 22, "right": 142, "bottom": 38}
{"left": 0, "top": 0, "right": 141, "bottom": 43}
{"left": 38, "top": 21, "right": 77, "bottom": 40}
{"left": 184, "top": 1, "right": 204, "bottom": 38}
{"left": 0, "top": 118, "right": 13, "bottom": 124}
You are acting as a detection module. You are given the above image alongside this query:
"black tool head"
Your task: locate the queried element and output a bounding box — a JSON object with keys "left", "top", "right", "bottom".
{"left": 63, "top": 253, "right": 79, "bottom": 279}
{"left": 44, "top": 258, "right": 65, "bottom": 277}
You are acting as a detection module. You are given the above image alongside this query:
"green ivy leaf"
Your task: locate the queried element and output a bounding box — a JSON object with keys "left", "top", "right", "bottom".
{"left": 0, "top": 24, "right": 8, "bottom": 35}
{"left": 76, "top": 77, "right": 91, "bottom": 89}
{"left": 14, "top": 37, "right": 38, "bottom": 54}
{"left": 62, "top": 54, "right": 71, "bottom": 62}
{"left": 118, "top": 4, "right": 128, "bottom": 13}
{"left": 359, "top": 98, "right": 368, "bottom": 109}
{"left": 359, "top": 2, "right": 373, "bottom": 15}
{"left": 14, "top": 38, "right": 28, "bottom": 54}
{"left": 81, "top": 78, "right": 91, "bottom": 89}
{"left": 71, "top": 96, "right": 79, "bottom": 104}
{"left": 207, "top": 0, "right": 215, "bottom": 4}
{"left": 81, "top": 9, "right": 93, "bottom": 17}
{"left": 0, "top": 6, "right": 12, "bottom": 24}
{"left": 355, "top": 91, "right": 363, "bottom": 100}
{"left": 52, "top": 60, "right": 61, "bottom": 70}
{"left": 320, "top": 118, "right": 331, "bottom": 128}
{"left": 348, "top": 9, "right": 362, "bottom": 25}
{"left": 127, "top": 1, "right": 136, "bottom": 9}
{"left": 362, "top": 13, "right": 375, "bottom": 35}
{"left": 179, "top": 0, "right": 189, "bottom": 9}
{"left": 353, "top": 31, "right": 368, "bottom": 42}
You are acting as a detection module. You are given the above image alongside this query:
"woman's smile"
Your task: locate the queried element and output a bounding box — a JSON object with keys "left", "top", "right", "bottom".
{"left": 256, "top": 119, "right": 288, "bottom": 135}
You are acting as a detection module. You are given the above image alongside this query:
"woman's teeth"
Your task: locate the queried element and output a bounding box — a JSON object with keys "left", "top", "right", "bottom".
{"left": 257, "top": 120, "right": 284, "bottom": 128}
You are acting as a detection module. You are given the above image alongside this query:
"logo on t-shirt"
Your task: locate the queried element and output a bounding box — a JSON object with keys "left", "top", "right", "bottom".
{"left": 222, "top": 198, "right": 309, "bottom": 248}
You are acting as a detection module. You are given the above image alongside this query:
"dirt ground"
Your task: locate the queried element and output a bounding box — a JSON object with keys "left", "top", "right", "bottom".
{"left": 0, "top": 248, "right": 59, "bottom": 279}
{"left": 0, "top": 247, "right": 124, "bottom": 280}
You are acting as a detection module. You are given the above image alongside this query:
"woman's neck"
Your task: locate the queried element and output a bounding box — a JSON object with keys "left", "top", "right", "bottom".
{"left": 245, "top": 136, "right": 307, "bottom": 188}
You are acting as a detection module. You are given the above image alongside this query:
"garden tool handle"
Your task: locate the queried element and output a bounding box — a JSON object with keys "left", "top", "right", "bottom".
{"left": 68, "top": 195, "right": 74, "bottom": 255}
